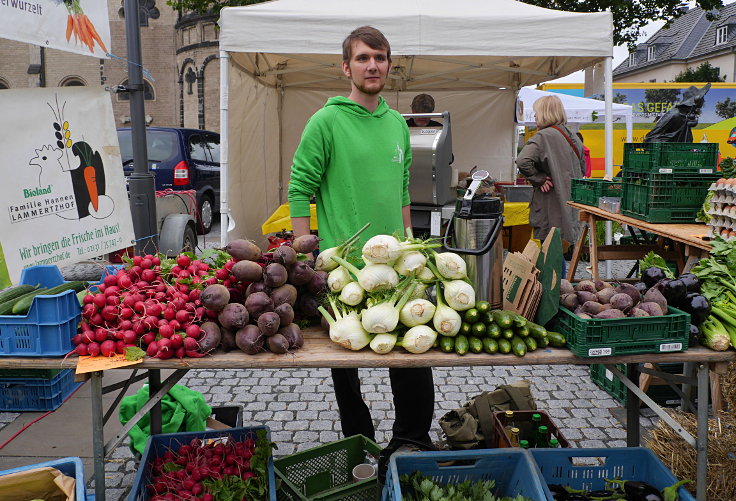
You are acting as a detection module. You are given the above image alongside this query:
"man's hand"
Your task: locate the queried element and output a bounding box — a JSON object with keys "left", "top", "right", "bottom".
{"left": 540, "top": 177, "right": 554, "bottom": 193}
{"left": 291, "top": 217, "right": 311, "bottom": 238}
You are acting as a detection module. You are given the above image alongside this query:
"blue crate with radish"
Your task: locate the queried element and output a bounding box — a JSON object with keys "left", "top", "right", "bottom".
{"left": 530, "top": 447, "right": 695, "bottom": 501}
{"left": 0, "top": 456, "right": 87, "bottom": 500}
{"left": 129, "top": 425, "right": 276, "bottom": 501}
{"left": 0, "top": 265, "right": 88, "bottom": 356}
{"left": 383, "top": 449, "right": 548, "bottom": 501}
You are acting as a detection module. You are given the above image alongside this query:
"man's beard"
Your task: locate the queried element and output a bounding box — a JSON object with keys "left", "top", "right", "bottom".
{"left": 354, "top": 78, "right": 385, "bottom": 96}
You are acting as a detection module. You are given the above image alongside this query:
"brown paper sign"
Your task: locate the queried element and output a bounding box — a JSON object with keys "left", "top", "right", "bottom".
{"left": 75, "top": 354, "right": 142, "bottom": 374}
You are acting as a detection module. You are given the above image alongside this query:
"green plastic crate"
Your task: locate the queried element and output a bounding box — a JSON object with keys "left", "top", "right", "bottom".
{"left": 553, "top": 305, "right": 689, "bottom": 358}
{"left": 623, "top": 142, "right": 719, "bottom": 173}
{"left": 590, "top": 363, "right": 684, "bottom": 406}
{"left": 275, "top": 435, "right": 381, "bottom": 501}
{"left": 621, "top": 169, "right": 719, "bottom": 223}
{"left": 570, "top": 178, "right": 623, "bottom": 206}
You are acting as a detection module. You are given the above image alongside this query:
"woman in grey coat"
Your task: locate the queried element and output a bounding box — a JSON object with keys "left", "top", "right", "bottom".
{"left": 515, "top": 95, "right": 585, "bottom": 247}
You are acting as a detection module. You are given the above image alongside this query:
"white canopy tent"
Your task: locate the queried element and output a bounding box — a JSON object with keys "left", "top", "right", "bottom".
{"left": 218, "top": 0, "right": 613, "bottom": 246}
{"left": 517, "top": 87, "right": 633, "bottom": 142}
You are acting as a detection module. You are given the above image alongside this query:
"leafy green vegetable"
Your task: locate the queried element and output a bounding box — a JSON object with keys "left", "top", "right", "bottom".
{"left": 162, "top": 461, "right": 182, "bottom": 473}
{"left": 696, "top": 190, "right": 713, "bottom": 224}
{"left": 124, "top": 346, "right": 146, "bottom": 361}
{"left": 639, "top": 251, "right": 675, "bottom": 279}
{"left": 202, "top": 475, "right": 248, "bottom": 501}
{"left": 693, "top": 235, "right": 736, "bottom": 304}
{"left": 399, "top": 472, "right": 533, "bottom": 501}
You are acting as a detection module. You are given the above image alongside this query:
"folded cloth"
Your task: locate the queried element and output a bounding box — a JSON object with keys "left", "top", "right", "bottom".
{"left": 119, "top": 384, "right": 212, "bottom": 455}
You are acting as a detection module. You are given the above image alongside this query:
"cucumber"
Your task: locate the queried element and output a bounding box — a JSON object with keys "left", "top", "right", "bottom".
{"left": 0, "top": 288, "right": 49, "bottom": 315}
{"left": 482, "top": 337, "right": 498, "bottom": 354}
{"left": 475, "top": 301, "right": 491, "bottom": 313}
{"left": 510, "top": 335, "right": 527, "bottom": 357}
{"left": 536, "top": 335, "right": 550, "bottom": 348}
{"left": 516, "top": 326, "right": 530, "bottom": 338}
{"left": 486, "top": 323, "right": 501, "bottom": 339}
{"left": 464, "top": 308, "right": 480, "bottom": 324}
{"left": 527, "top": 322, "right": 548, "bottom": 340}
{"left": 11, "top": 281, "right": 86, "bottom": 315}
{"left": 502, "top": 328, "right": 515, "bottom": 340}
{"left": 512, "top": 314, "right": 527, "bottom": 329}
{"left": 523, "top": 336, "right": 538, "bottom": 352}
{"left": 481, "top": 311, "right": 494, "bottom": 324}
{"left": 492, "top": 310, "right": 514, "bottom": 329}
{"left": 468, "top": 336, "right": 483, "bottom": 354}
{"left": 454, "top": 334, "right": 469, "bottom": 356}
{"left": 0, "top": 284, "right": 38, "bottom": 304}
{"left": 471, "top": 322, "right": 487, "bottom": 337}
{"left": 439, "top": 336, "right": 455, "bottom": 353}
{"left": 547, "top": 331, "right": 567, "bottom": 348}
{"left": 460, "top": 322, "right": 473, "bottom": 336}
{"left": 497, "top": 338, "right": 512, "bottom": 354}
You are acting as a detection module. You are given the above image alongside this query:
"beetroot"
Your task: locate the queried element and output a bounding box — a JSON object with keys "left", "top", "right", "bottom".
{"left": 272, "top": 245, "right": 297, "bottom": 266}
{"left": 201, "top": 284, "right": 230, "bottom": 312}
{"left": 274, "top": 303, "right": 295, "bottom": 325}
{"left": 306, "top": 270, "right": 328, "bottom": 295}
{"left": 279, "top": 323, "right": 304, "bottom": 349}
{"left": 245, "top": 291, "right": 273, "bottom": 319}
{"left": 263, "top": 263, "right": 289, "bottom": 288}
{"left": 291, "top": 234, "right": 320, "bottom": 254}
{"left": 231, "top": 260, "right": 264, "bottom": 283}
{"left": 217, "top": 303, "right": 250, "bottom": 331}
{"left": 198, "top": 322, "right": 222, "bottom": 352}
{"left": 297, "top": 293, "right": 320, "bottom": 319}
{"left": 270, "top": 284, "right": 297, "bottom": 307}
{"left": 288, "top": 261, "right": 315, "bottom": 286}
{"left": 246, "top": 281, "right": 271, "bottom": 298}
{"left": 257, "top": 311, "right": 281, "bottom": 337}
{"left": 225, "top": 239, "right": 262, "bottom": 262}
{"left": 235, "top": 325, "right": 264, "bottom": 355}
{"left": 220, "top": 328, "right": 238, "bottom": 352}
{"left": 266, "top": 333, "right": 289, "bottom": 354}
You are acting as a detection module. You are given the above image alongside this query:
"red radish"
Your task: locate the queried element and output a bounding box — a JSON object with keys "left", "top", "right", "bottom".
{"left": 118, "top": 274, "right": 133, "bottom": 289}
{"left": 175, "top": 346, "right": 185, "bottom": 359}
{"left": 92, "top": 294, "right": 106, "bottom": 309}
{"left": 177, "top": 255, "right": 191, "bottom": 268}
{"left": 94, "top": 328, "right": 107, "bottom": 343}
{"left": 119, "top": 320, "right": 133, "bottom": 331}
{"left": 90, "top": 313, "right": 103, "bottom": 326}
{"left": 152, "top": 256, "right": 161, "bottom": 266}
{"left": 104, "top": 285, "right": 120, "bottom": 297}
{"left": 163, "top": 307, "right": 176, "bottom": 321}
{"left": 75, "top": 344, "right": 88, "bottom": 356}
{"left": 123, "top": 330, "right": 138, "bottom": 344}
{"left": 183, "top": 336, "right": 198, "bottom": 351}
{"left": 146, "top": 303, "right": 162, "bottom": 317}
{"left": 158, "top": 338, "right": 172, "bottom": 352}
{"left": 156, "top": 349, "right": 173, "bottom": 360}
{"left": 132, "top": 255, "right": 143, "bottom": 266}
{"left": 101, "top": 305, "right": 118, "bottom": 321}
{"left": 82, "top": 293, "right": 94, "bottom": 305}
{"left": 185, "top": 350, "right": 206, "bottom": 358}
{"left": 72, "top": 333, "right": 83, "bottom": 345}
{"left": 205, "top": 277, "right": 218, "bottom": 286}
{"left": 141, "top": 332, "right": 156, "bottom": 345}
{"left": 141, "top": 269, "right": 156, "bottom": 283}
{"left": 158, "top": 324, "right": 174, "bottom": 339}
{"left": 115, "top": 340, "right": 126, "bottom": 354}
{"left": 106, "top": 295, "right": 119, "bottom": 306}
{"left": 120, "top": 307, "right": 134, "bottom": 319}
{"left": 141, "top": 258, "right": 153, "bottom": 269}
{"left": 97, "top": 284, "right": 107, "bottom": 293}
{"left": 170, "top": 334, "right": 183, "bottom": 349}
{"left": 82, "top": 304, "right": 97, "bottom": 319}
{"left": 215, "top": 268, "right": 229, "bottom": 280}
{"left": 82, "top": 330, "right": 96, "bottom": 344}
{"left": 178, "top": 269, "right": 191, "bottom": 279}
{"left": 185, "top": 324, "right": 201, "bottom": 339}
{"left": 168, "top": 319, "right": 181, "bottom": 331}
{"left": 100, "top": 340, "right": 116, "bottom": 357}
{"left": 146, "top": 341, "right": 158, "bottom": 357}
{"left": 175, "top": 310, "right": 191, "bottom": 324}
{"left": 87, "top": 342, "right": 101, "bottom": 357}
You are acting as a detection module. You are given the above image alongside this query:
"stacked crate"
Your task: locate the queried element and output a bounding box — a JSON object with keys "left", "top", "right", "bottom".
{"left": 620, "top": 143, "right": 720, "bottom": 223}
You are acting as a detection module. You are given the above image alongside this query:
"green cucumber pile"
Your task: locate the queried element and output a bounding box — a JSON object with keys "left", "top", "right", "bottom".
{"left": 0, "top": 281, "right": 86, "bottom": 316}
{"left": 436, "top": 302, "right": 566, "bottom": 356}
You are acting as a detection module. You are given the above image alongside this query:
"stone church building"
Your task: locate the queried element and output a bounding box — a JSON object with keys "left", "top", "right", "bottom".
{"left": 0, "top": 1, "right": 220, "bottom": 131}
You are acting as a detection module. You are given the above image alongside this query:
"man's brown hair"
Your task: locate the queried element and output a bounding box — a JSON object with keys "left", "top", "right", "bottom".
{"left": 342, "top": 26, "right": 392, "bottom": 63}
{"left": 411, "top": 94, "right": 435, "bottom": 113}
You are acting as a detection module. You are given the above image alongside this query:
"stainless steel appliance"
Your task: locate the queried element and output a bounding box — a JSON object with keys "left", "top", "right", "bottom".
{"left": 403, "top": 111, "right": 453, "bottom": 206}
{"left": 443, "top": 170, "right": 505, "bottom": 308}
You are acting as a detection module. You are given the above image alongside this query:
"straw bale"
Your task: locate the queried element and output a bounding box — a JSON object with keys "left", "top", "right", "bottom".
{"left": 646, "top": 410, "right": 736, "bottom": 501}
{"left": 721, "top": 362, "right": 736, "bottom": 412}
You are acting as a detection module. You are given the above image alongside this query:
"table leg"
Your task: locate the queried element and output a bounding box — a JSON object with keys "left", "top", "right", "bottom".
{"left": 91, "top": 371, "right": 106, "bottom": 501}
{"left": 709, "top": 362, "right": 728, "bottom": 414}
{"left": 696, "top": 364, "right": 709, "bottom": 501}
{"left": 625, "top": 363, "right": 640, "bottom": 446}
{"left": 588, "top": 214, "right": 599, "bottom": 282}
{"left": 149, "top": 369, "right": 162, "bottom": 435}
{"left": 567, "top": 221, "right": 587, "bottom": 282}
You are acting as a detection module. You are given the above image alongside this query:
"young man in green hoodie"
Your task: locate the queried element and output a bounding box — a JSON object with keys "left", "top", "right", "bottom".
{"left": 288, "top": 26, "right": 435, "bottom": 447}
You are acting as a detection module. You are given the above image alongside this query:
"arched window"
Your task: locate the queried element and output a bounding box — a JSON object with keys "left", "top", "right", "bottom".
{"left": 0, "top": 79, "right": 9, "bottom": 90}
{"left": 118, "top": 0, "right": 159, "bottom": 27}
{"left": 60, "top": 77, "right": 86, "bottom": 87}
{"left": 117, "top": 79, "right": 155, "bottom": 101}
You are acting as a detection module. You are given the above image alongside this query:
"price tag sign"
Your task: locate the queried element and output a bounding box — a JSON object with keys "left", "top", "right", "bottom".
{"left": 588, "top": 347, "right": 612, "bottom": 357}
{"left": 76, "top": 354, "right": 142, "bottom": 374}
{"left": 659, "top": 342, "right": 683, "bottom": 352}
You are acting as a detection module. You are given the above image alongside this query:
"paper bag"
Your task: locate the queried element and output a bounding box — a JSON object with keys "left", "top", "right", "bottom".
{"left": 0, "top": 466, "right": 76, "bottom": 501}
{"left": 534, "top": 228, "right": 562, "bottom": 326}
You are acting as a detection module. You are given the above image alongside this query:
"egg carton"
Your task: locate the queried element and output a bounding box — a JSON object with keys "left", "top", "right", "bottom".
{"left": 710, "top": 191, "right": 736, "bottom": 204}
{"left": 707, "top": 203, "right": 736, "bottom": 217}
{"left": 708, "top": 226, "right": 736, "bottom": 240}
{"left": 706, "top": 215, "right": 736, "bottom": 228}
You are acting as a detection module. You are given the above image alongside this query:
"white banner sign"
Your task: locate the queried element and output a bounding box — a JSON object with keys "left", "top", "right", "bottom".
{"left": 0, "top": 86, "right": 135, "bottom": 284}
{"left": 0, "top": 0, "right": 110, "bottom": 58}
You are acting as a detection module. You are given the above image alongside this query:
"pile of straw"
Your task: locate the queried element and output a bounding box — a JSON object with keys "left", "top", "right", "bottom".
{"left": 721, "top": 362, "right": 736, "bottom": 412}
{"left": 646, "top": 410, "right": 736, "bottom": 501}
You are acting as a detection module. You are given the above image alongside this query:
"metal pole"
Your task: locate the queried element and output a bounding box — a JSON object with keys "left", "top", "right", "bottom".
{"left": 124, "top": 0, "right": 157, "bottom": 255}
{"left": 91, "top": 372, "right": 106, "bottom": 501}
{"left": 696, "top": 364, "right": 709, "bottom": 501}
{"left": 219, "top": 50, "right": 229, "bottom": 248}
{"left": 149, "top": 369, "right": 162, "bottom": 435}
{"left": 604, "top": 57, "right": 613, "bottom": 279}
{"left": 625, "top": 363, "right": 640, "bottom": 446}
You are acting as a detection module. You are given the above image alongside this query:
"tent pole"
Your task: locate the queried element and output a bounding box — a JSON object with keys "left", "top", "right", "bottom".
{"left": 220, "top": 50, "right": 230, "bottom": 248}
{"left": 604, "top": 56, "right": 614, "bottom": 279}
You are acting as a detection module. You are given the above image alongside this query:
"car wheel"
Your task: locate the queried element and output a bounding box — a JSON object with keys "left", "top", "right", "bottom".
{"left": 197, "top": 194, "right": 214, "bottom": 235}
{"left": 182, "top": 225, "right": 197, "bottom": 253}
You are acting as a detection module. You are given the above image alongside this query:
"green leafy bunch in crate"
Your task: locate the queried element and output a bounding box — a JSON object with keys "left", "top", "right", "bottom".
{"left": 400, "top": 472, "right": 533, "bottom": 501}
{"left": 720, "top": 157, "right": 736, "bottom": 178}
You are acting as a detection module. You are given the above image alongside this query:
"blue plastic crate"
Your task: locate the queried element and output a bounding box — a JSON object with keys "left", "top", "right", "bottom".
{"left": 383, "top": 449, "right": 547, "bottom": 501}
{"left": 0, "top": 265, "right": 83, "bottom": 356}
{"left": 129, "top": 425, "right": 277, "bottom": 501}
{"left": 0, "top": 368, "right": 82, "bottom": 411}
{"left": 530, "top": 447, "right": 695, "bottom": 501}
{"left": 0, "top": 456, "right": 87, "bottom": 500}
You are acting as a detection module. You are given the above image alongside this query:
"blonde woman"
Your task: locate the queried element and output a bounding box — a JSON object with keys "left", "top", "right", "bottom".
{"left": 515, "top": 95, "right": 585, "bottom": 247}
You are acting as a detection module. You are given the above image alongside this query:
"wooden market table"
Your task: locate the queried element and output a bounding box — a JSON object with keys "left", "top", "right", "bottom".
{"left": 0, "top": 328, "right": 731, "bottom": 501}
{"left": 567, "top": 202, "right": 711, "bottom": 283}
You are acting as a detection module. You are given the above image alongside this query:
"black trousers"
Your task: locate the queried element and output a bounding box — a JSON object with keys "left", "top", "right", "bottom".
{"left": 330, "top": 367, "right": 435, "bottom": 446}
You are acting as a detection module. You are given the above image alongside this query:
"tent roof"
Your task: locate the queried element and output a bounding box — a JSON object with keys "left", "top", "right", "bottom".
{"left": 219, "top": 0, "right": 613, "bottom": 90}
{"left": 518, "top": 87, "right": 632, "bottom": 125}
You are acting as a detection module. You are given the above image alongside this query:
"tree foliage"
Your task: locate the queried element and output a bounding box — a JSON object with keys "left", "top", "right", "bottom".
{"left": 520, "top": 0, "right": 724, "bottom": 49}
{"left": 716, "top": 97, "right": 736, "bottom": 119}
{"left": 673, "top": 61, "right": 724, "bottom": 82}
{"left": 166, "top": 0, "right": 265, "bottom": 16}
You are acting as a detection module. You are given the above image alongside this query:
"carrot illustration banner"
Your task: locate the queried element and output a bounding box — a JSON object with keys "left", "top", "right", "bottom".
{"left": 0, "top": 86, "right": 135, "bottom": 284}
{"left": 0, "top": 0, "right": 110, "bottom": 58}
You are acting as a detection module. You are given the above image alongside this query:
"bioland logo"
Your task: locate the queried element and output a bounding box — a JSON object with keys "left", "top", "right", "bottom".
{"left": 23, "top": 185, "right": 52, "bottom": 198}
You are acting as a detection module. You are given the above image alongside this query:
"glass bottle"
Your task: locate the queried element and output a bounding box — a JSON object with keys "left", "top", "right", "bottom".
{"left": 504, "top": 410, "right": 516, "bottom": 442}
{"left": 519, "top": 440, "right": 529, "bottom": 449}
{"left": 530, "top": 413, "right": 541, "bottom": 447}
{"left": 549, "top": 438, "right": 559, "bottom": 448}
{"left": 536, "top": 425, "right": 549, "bottom": 448}
{"left": 510, "top": 427, "right": 521, "bottom": 447}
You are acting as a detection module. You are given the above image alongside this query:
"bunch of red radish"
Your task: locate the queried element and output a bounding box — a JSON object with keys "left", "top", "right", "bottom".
{"left": 74, "top": 254, "right": 209, "bottom": 359}
{"left": 147, "top": 437, "right": 259, "bottom": 501}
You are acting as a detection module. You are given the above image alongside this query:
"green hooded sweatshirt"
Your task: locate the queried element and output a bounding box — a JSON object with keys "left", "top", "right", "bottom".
{"left": 288, "top": 96, "right": 412, "bottom": 251}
